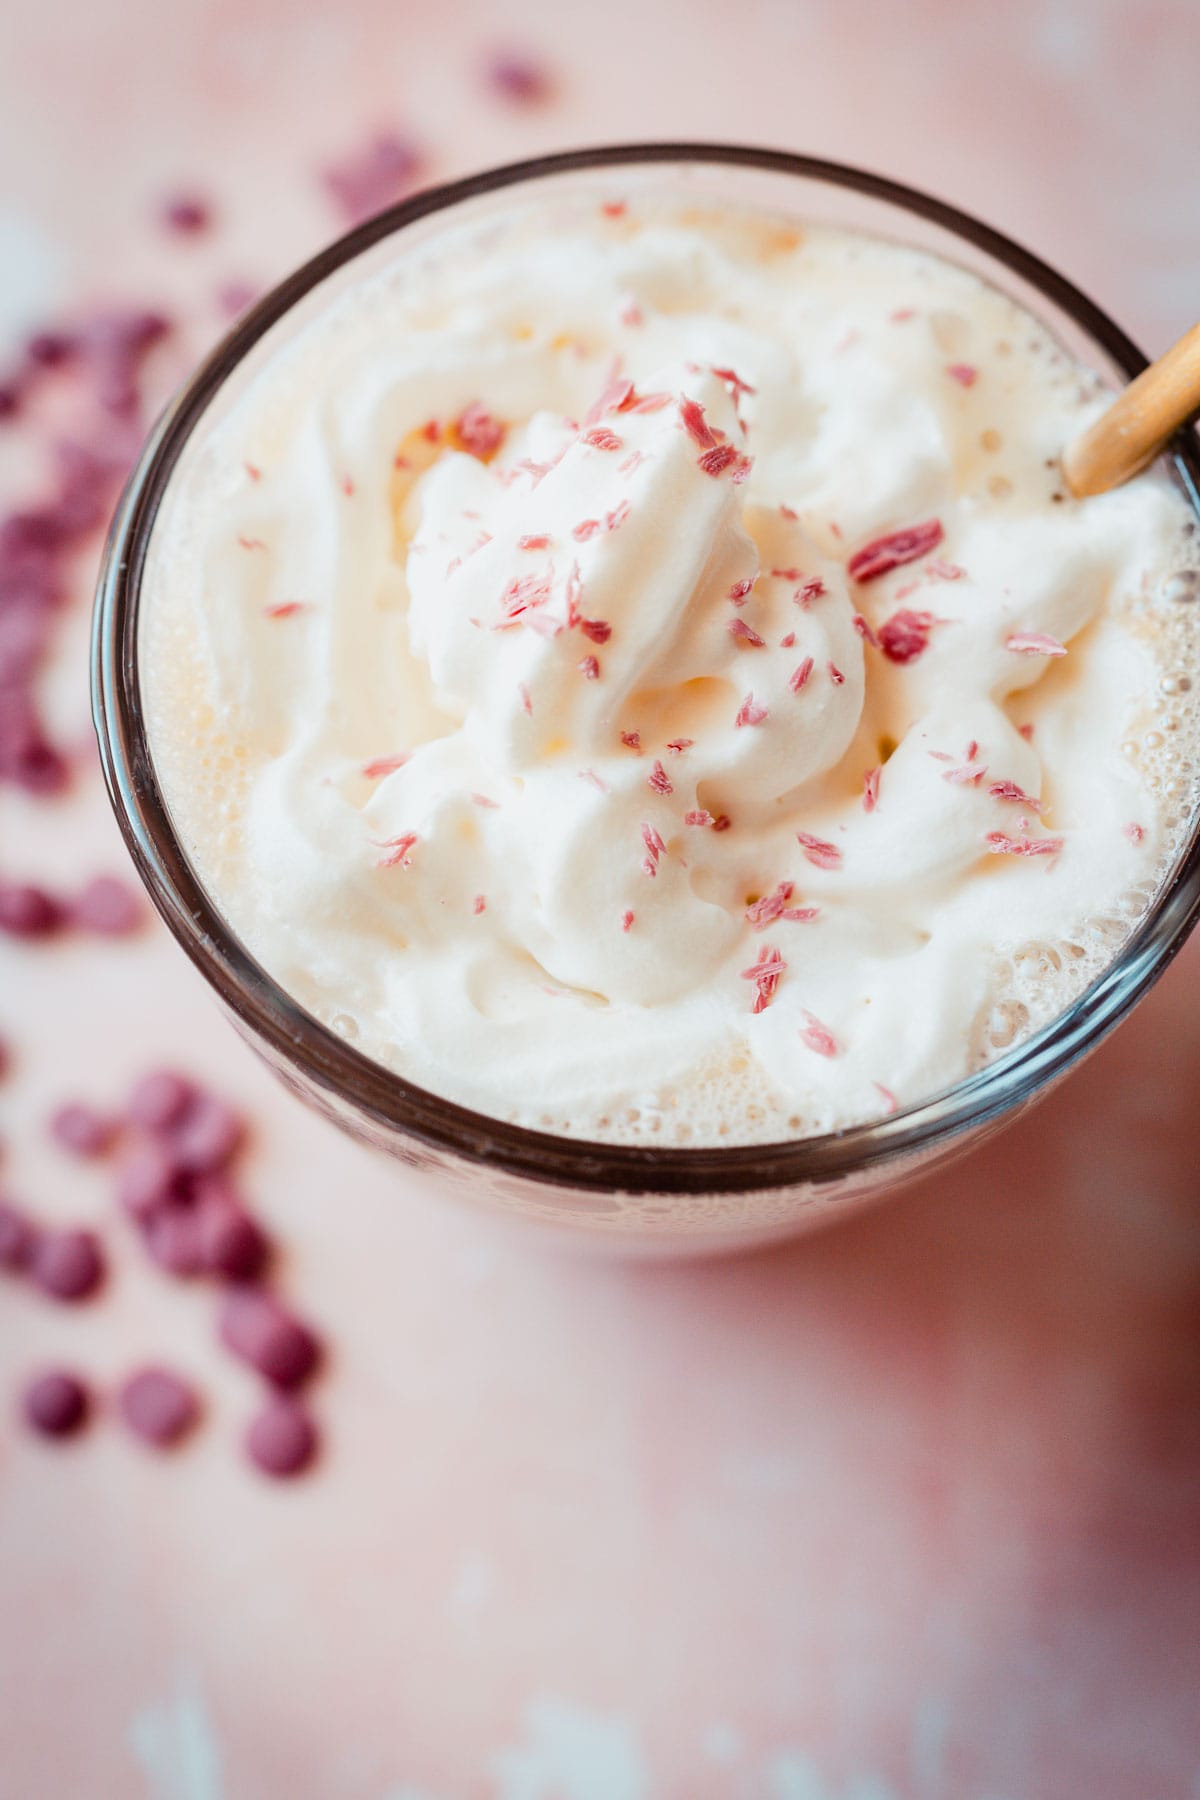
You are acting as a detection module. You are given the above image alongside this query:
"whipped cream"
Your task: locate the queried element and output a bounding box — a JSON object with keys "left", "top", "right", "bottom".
{"left": 141, "top": 194, "right": 1200, "bottom": 1144}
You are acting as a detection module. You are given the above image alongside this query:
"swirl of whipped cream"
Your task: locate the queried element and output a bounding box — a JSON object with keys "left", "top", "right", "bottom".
{"left": 381, "top": 363, "right": 863, "bottom": 1005}
{"left": 141, "top": 201, "right": 1197, "bottom": 1141}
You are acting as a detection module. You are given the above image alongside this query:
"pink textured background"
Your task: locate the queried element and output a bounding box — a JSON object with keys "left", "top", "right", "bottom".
{"left": 2, "top": 2, "right": 1200, "bottom": 1795}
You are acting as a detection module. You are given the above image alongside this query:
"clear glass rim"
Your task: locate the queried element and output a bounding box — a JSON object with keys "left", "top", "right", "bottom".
{"left": 92, "top": 141, "right": 1200, "bottom": 1196}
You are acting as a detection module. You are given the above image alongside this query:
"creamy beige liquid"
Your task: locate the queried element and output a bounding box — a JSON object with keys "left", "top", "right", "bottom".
{"left": 141, "top": 194, "right": 1200, "bottom": 1145}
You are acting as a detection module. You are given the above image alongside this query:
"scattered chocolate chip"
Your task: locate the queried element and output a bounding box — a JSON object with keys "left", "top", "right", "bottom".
{"left": 25, "top": 330, "right": 78, "bottom": 370}
{"left": 143, "top": 1208, "right": 206, "bottom": 1278}
{"left": 0, "top": 382, "right": 22, "bottom": 422}
{"left": 245, "top": 1396, "right": 317, "bottom": 1478}
{"left": 0, "top": 1197, "right": 37, "bottom": 1271}
{"left": 30, "top": 1227, "right": 105, "bottom": 1302}
{"left": 126, "top": 1069, "right": 194, "bottom": 1134}
{"left": 197, "top": 1194, "right": 269, "bottom": 1281}
{"left": 23, "top": 1369, "right": 90, "bottom": 1437}
{"left": 115, "top": 1139, "right": 179, "bottom": 1221}
{"left": 322, "top": 131, "right": 422, "bottom": 227}
{"left": 49, "top": 1101, "right": 115, "bottom": 1159}
{"left": 160, "top": 194, "right": 212, "bottom": 236}
{"left": 72, "top": 874, "right": 142, "bottom": 936}
{"left": 215, "top": 280, "right": 258, "bottom": 319}
{"left": 170, "top": 1093, "right": 243, "bottom": 1173}
{"left": 0, "top": 881, "right": 62, "bottom": 938}
{"left": 117, "top": 1366, "right": 200, "bottom": 1446}
{"left": 219, "top": 1289, "right": 319, "bottom": 1389}
{"left": 485, "top": 52, "right": 552, "bottom": 104}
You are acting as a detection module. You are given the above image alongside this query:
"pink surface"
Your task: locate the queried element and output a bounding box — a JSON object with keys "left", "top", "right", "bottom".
{"left": 2, "top": 2, "right": 1200, "bottom": 1795}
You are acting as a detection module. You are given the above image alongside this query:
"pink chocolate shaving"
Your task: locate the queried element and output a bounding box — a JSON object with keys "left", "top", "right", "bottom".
{"left": 946, "top": 363, "right": 979, "bottom": 387}
{"left": 728, "top": 618, "right": 766, "bottom": 648}
{"left": 878, "top": 609, "right": 935, "bottom": 664}
{"left": 745, "top": 882, "right": 795, "bottom": 929}
{"left": 518, "top": 534, "right": 551, "bottom": 550}
{"left": 1005, "top": 632, "right": 1067, "bottom": 657}
{"left": 943, "top": 762, "right": 988, "bottom": 786}
{"left": 788, "top": 658, "right": 815, "bottom": 694}
{"left": 456, "top": 404, "right": 505, "bottom": 458}
{"left": 697, "top": 444, "right": 738, "bottom": 478}
{"left": 727, "top": 577, "right": 755, "bottom": 604}
{"left": 361, "top": 752, "right": 409, "bottom": 779}
{"left": 985, "top": 832, "right": 1064, "bottom": 859}
{"left": 734, "top": 693, "right": 769, "bottom": 729}
{"left": 740, "top": 944, "right": 785, "bottom": 1014}
{"left": 848, "top": 519, "right": 944, "bottom": 583}
{"left": 798, "top": 1011, "right": 839, "bottom": 1057}
{"left": 796, "top": 831, "right": 842, "bottom": 871}
{"left": 473, "top": 894, "right": 487, "bottom": 915}
{"left": 622, "top": 909, "right": 635, "bottom": 931}
{"left": 794, "top": 578, "right": 826, "bottom": 608}
{"left": 375, "top": 832, "right": 418, "bottom": 869}
{"left": 647, "top": 760, "right": 673, "bottom": 796}
{"left": 684, "top": 809, "right": 714, "bottom": 827}
{"left": 578, "top": 655, "right": 600, "bottom": 680}
{"left": 619, "top": 730, "right": 642, "bottom": 751}
{"left": 863, "top": 766, "right": 881, "bottom": 813}
{"left": 496, "top": 569, "right": 554, "bottom": 625}
{"left": 582, "top": 427, "right": 624, "bottom": 452}
{"left": 679, "top": 396, "right": 716, "bottom": 448}
{"left": 989, "top": 780, "right": 1042, "bottom": 812}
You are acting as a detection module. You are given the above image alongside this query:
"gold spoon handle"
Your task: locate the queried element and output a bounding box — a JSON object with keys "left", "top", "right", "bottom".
{"left": 1064, "top": 320, "right": 1200, "bottom": 498}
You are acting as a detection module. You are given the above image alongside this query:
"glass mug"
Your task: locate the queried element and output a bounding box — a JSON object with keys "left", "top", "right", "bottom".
{"left": 92, "top": 144, "right": 1200, "bottom": 1254}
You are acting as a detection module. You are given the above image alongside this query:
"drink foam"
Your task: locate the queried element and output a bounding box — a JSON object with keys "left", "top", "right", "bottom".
{"left": 139, "top": 192, "right": 1200, "bottom": 1147}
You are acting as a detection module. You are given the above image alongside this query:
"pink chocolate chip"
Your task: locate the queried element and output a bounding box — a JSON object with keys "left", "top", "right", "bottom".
{"left": 486, "top": 52, "right": 552, "bottom": 103}
{"left": 49, "top": 1102, "right": 115, "bottom": 1159}
{"left": 245, "top": 1397, "right": 318, "bottom": 1478}
{"left": 160, "top": 194, "right": 212, "bottom": 235}
{"left": 196, "top": 1193, "right": 270, "bottom": 1281}
{"left": 25, "top": 330, "right": 78, "bottom": 370}
{"left": 169, "top": 1093, "right": 243, "bottom": 1173}
{"left": 116, "top": 1139, "right": 179, "bottom": 1221}
{"left": 31, "top": 1227, "right": 105, "bottom": 1302}
{"left": 0, "top": 881, "right": 62, "bottom": 938}
{"left": 219, "top": 1289, "right": 320, "bottom": 1389}
{"left": 118, "top": 1366, "right": 200, "bottom": 1446}
{"left": 23, "top": 1369, "right": 90, "bottom": 1438}
{"left": 0, "top": 1197, "right": 37, "bottom": 1271}
{"left": 143, "top": 1208, "right": 206, "bottom": 1278}
{"left": 126, "top": 1069, "right": 195, "bottom": 1133}
{"left": 72, "top": 875, "right": 142, "bottom": 936}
